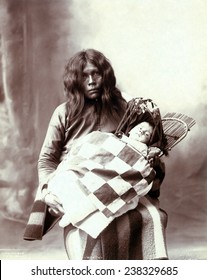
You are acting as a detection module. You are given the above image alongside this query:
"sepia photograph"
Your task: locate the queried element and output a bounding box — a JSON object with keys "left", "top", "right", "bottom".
{"left": 0, "top": 0, "right": 206, "bottom": 261}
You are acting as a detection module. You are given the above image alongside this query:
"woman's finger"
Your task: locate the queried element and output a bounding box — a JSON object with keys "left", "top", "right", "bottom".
{"left": 56, "top": 203, "right": 65, "bottom": 214}
{"left": 45, "top": 193, "right": 59, "bottom": 206}
{"left": 44, "top": 193, "right": 65, "bottom": 216}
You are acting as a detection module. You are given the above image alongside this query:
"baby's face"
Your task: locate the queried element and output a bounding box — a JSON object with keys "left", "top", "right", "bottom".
{"left": 128, "top": 122, "right": 153, "bottom": 144}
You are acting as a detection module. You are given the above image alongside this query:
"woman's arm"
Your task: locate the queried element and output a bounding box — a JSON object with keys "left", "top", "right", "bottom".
{"left": 38, "top": 103, "right": 68, "bottom": 187}
{"left": 37, "top": 103, "right": 69, "bottom": 215}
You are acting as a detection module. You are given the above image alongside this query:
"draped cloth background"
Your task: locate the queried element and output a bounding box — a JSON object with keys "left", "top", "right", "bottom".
{"left": 0, "top": 0, "right": 206, "bottom": 259}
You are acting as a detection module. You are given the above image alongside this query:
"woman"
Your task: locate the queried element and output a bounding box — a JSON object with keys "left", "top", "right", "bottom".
{"left": 23, "top": 49, "right": 168, "bottom": 260}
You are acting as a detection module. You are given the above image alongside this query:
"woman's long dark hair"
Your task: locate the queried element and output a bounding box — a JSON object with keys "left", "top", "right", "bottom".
{"left": 63, "top": 49, "right": 126, "bottom": 121}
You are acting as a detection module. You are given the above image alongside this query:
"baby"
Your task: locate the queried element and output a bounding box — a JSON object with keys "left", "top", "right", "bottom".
{"left": 121, "top": 121, "right": 160, "bottom": 157}
{"left": 46, "top": 121, "right": 161, "bottom": 237}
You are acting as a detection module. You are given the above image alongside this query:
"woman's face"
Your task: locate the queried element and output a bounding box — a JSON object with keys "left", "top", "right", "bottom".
{"left": 128, "top": 122, "right": 153, "bottom": 144}
{"left": 81, "top": 62, "right": 103, "bottom": 100}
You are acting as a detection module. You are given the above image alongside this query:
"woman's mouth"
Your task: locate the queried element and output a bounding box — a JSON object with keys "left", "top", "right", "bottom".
{"left": 88, "top": 88, "right": 99, "bottom": 93}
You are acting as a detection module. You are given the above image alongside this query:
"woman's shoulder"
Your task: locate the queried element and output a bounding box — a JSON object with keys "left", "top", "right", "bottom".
{"left": 50, "top": 101, "right": 70, "bottom": 120}
{"left": 49, "top": 101, "right": 69, "bottom": 127}
{"left": 53, "top": 101, "right": 69, "bottom": 115}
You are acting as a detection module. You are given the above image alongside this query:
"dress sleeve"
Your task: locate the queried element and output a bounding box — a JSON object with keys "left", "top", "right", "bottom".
{"left": 37, "top": 103, "right": 68, "bottom": 188}
{"left": 148, "top": 158, "right": 165, "bottom": 198}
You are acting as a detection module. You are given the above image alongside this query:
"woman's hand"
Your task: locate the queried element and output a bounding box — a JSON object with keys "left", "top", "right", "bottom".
{"left": 42, "top": 190, "right": 65, "bottom": 217}
{"left": 147, "top": 147, "right": 162, "bottom": 167}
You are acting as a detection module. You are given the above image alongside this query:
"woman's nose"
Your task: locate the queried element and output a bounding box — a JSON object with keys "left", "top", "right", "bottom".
{"left": 88, "top": 75, "right": 95, "bottom": 85}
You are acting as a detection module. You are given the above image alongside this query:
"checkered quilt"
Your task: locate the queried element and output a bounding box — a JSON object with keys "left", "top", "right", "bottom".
{"left": 48, "top": 131, "right": 156, "bottom": 237}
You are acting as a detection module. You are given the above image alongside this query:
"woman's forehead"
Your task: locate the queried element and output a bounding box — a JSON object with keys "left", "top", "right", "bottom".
{"left": 83, "top": 62, "right": 98, "bottom": 72}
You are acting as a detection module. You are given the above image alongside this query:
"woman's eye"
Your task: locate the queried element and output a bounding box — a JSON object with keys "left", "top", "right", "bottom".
{"left": 94, "top": 72, "right": 100, "bottom": 77}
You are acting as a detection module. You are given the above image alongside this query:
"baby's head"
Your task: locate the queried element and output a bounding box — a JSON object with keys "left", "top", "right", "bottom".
{"left": 128, "top": 121, "right": 154, "bottom": 144}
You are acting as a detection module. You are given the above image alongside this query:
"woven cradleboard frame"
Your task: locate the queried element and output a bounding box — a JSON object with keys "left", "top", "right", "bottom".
{"left": 115, "top": 97, "right": 196, "bottom": 154}
{"left": 162, "top": 112, "right": 196, "bottom": 151}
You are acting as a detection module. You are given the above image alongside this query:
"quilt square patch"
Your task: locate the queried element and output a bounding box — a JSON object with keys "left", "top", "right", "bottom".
{"left": 93, "top": 183, "right": 119, "bottom": 206}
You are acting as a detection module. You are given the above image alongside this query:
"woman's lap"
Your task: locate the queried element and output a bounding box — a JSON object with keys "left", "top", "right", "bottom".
{"left": 64, "top": 199, "right": 168, "bottom": 260}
